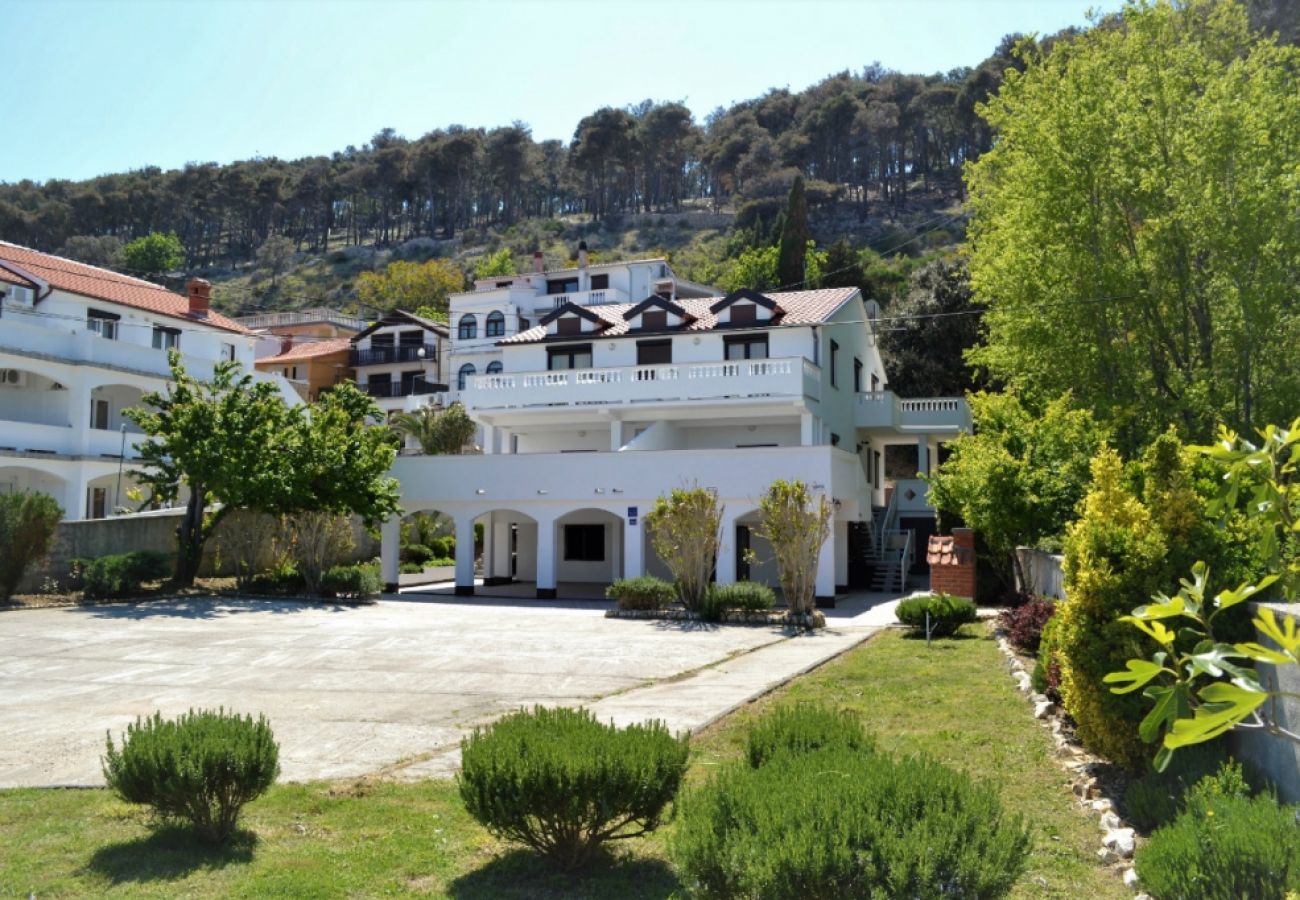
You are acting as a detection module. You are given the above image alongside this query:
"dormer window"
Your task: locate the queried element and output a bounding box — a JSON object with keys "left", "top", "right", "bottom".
{"left": 709, "top": 288, "right": 781, "bottom": 327}
{"left": 540, "top": 302, "right": 610, "bottom": 337}
{"left": 642, "top": 311, "right": 667, "bottom": 331}
{"left": 730, "top": 304, "right": 756, "bottom": 325}
{"left": 557, "top": 316, "right": 582, "bottom": 335}
{"left": 621, "top": 296, "right": 691, "bottom": 332}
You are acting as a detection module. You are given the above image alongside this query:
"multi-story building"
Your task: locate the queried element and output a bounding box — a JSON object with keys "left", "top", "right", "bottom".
{"left": 235, "top": 307, "right": 367, "bottom": 360}
{"left": 0, "top": 241, "right": 287, "bottom": 519}
{"left": 348, "top": 310, "right": 450, "bottom": 417}
{"left": 381, "top": 251, "right": 970, "bottom": 601}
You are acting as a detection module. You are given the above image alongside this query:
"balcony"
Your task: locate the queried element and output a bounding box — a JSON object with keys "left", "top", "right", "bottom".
{"left": 350, "top": 344, "right": 438, "bottom": 367}
{"left": 0, "top": 420, "right": 146, "bottom": 460}
{"left": 363, "top": 379, "right": 447, "bottom": 399}
{"left": 856, "top": 391, "right": 971, "bottom": 432}
{"left": 464, "top": 357, "right": 821, "bottom": 412}
{"left": 532, "top": 288, "right": 629, "bottom": 314}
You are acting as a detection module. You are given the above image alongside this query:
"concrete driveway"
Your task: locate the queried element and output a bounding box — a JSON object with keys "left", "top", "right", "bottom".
{"left": 0, "top": 595, "right": 884, "bottom": 787}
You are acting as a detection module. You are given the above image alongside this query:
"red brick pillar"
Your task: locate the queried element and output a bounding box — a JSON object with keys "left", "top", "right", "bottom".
{"left": 927, "top": 527, "right": 977, "bottom": 599}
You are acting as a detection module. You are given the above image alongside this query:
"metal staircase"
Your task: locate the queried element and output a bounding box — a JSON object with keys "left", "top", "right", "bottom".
{"left": 854, "top": 497, "right": 915, "bottom": 593}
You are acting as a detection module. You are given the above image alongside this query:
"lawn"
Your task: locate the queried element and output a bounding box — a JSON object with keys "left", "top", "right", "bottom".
{"left": 0, "top": 624, "right": 1126, "bottom": 898}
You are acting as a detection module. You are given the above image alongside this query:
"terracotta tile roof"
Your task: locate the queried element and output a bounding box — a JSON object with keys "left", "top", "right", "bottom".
{"left": 258, "top": 337, "right": 352, "bottom": 364}
{"left": 927, "top": 535, "right": 974, "bottom": 567}
{"left": 0, "top": 241, "right": 252, "bottom": 335}
{"left": 499, "top": 287, "right": 859, "bottom": 344}
{"left": 0, "top": 265, "right": 36, "bottom": 288}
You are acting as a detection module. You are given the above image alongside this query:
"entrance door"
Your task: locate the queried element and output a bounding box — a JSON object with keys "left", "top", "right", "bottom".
{"left": 88, "top": 487, "right": 107, "bottom": 519}
{"left": 736, "top": 525, "right": 750, "bottom": 581}
{"left": 510, "top": 524, "right": 518, "bottom": 578}
{"left": 91, "top": 399, "right": 109, "bottom": 430}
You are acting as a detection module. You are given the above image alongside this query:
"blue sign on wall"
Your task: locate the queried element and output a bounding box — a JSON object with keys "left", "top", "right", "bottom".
{"left": 628, "top": 505, "right": 638, "bottom": 525}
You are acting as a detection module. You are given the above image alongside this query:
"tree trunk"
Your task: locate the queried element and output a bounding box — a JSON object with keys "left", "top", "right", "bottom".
{"left": 174, "top": 492, "right": 207, "bottom": 587}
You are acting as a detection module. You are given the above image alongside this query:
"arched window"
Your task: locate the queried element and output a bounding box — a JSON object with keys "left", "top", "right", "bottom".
{"left": 458, "top": 363, "right": 477, "bottom": 391}
{"left": 458, "top": 314, "right": 478, "bottom": 340}
{"left": 485, "top": 361, "right": 503, "bottom": 375}
{"left": 485, "top": 310, "right": 506, "bottom": 338}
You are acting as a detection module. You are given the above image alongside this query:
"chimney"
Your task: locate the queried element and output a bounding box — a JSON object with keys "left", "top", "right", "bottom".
{"left": 577, "top": 241, "right": 589, "bottom": 269}
{"left": 654, "top": 279, "right": 675, "bottom": 301}
{"left": 532, "top": 250, "right": 545, "bottom": 274}
{"left": 280, "top": 336, "right": 294, "bottom": 355}
{"left": 187, "top": 278, "right": 211, "bottom": 316}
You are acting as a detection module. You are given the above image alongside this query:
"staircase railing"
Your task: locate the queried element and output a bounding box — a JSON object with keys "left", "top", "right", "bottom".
{"left": 877, "top": 490, "right": 899, "bottom": 558}
{"left": 899, "top": 528, "right": 914, "bottom": 590}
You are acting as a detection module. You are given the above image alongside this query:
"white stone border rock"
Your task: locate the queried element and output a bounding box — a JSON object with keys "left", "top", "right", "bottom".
{"left": 606, "top": 607, "right": 827, "bottom": 629}
{"left": 991, "top": 626, "right": 1146, "bottom": 897}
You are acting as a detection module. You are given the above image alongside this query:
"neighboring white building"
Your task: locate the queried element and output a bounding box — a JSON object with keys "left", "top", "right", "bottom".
{"left": 0, "top": 241, "right": 290, "bottom": 520}
{"left": 383, "top": 251, "right": 971, "bottom": 602}
{"left": 349, "top": 310, "right": 451, "bottom": 417}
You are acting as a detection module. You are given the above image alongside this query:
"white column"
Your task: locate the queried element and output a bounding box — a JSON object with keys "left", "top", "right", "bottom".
{"left": 482, "top": 424, "right": 496, "bottom": 455}
{"left": 611, "top": 520, "right": 622, "bottom": 581}
{"left": 800, "top": 412, "right": 816, "bottom": 447}
{"left": 917, "top": 436, "right": 930, "bottom": 477}
{"left": 610, "top": 418, "right": 626, "bottom": 452}
{"left": 715, "top": 511, "right": 739, "bottom": 585}
{"left": 454, "top": 514, "right": 477, "bottom": 595}
{"left": 380, "top": 516, "right": 401, "bottom": 592}
{"left": 483, "top": 511, "right": 495, "bottom": 578}
{"left": 834, "top": 519, "right": 849, "bottom": 591}
{"left": 68, "top": 376, "right": 93, "bottom": 456}
{"left": 623, "top": 514, "right": 644, "bottom": 580}
{"left": 815, "top": 526, "right": 837, "bottom": 601}
{"left": 63, "top": 468, "right": 90, "bottom": 520}
{"left": 535, "top": 516, "right": 557, "bottom": 598}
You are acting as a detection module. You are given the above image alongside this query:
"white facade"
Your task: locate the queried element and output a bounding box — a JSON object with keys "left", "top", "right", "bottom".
{"left": 383, "top": 259, "right": 972, "bottom": 601}
{"left": 0, "top": 255, "right": 293, "bottom": 521}
{"left": 350, "top": 311, "right": 450, "bottom": 416}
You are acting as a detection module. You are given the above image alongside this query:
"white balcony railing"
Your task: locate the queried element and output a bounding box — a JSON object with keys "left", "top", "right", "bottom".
{"left": 532, "top": 287, "right": 629, "bottom": 314}
{"left": 0, "top": 419, "right": 146, "bottom": 459}
{"left": 465, "top": 357, "right": 818, "bottom": 411}
{"left": 856, "top": 391, "right": 970, "bottom": 431}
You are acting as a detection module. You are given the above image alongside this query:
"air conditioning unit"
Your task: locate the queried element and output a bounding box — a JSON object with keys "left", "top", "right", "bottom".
{"left": 0, "top": 369, "right": 27, "bottom": 387}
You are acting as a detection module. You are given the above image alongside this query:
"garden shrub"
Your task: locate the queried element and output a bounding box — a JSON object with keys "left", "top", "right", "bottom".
{"left": 895, "top": 592, "right": 978, "bottom": 637}
{"left": 746, "top": 702, "right": 874, "bottom": 768}
{"left": 458, "top": 706, "right": 689, "bottom": 871}
{"left": 319, "top": 563, "right": 382, "bottom": 600}
{"left": 400, "top": 543, "right": 435, "bottom": 565}
{"left": 429, "top": 535, "right": 455, "bottom": 559}
{"left": 245, "top": 561, "right": 305, "bottom": 596}
{"left": 1056, "top": 449, "right": 1167, "bottom": 770}
{"left": 0, "top": 489, "right": 63, "bottom": 601}
{"left": 1123, "top": 740, "right": 1232, "bottom": 832}
{"left": 606, "top": 575, "right": 676, "bottom": 611}
{"left": 1035, "top": 611, "right": 1066, "bottom": 703}
{"left": 102, "top": 708, "right": 280, "bottom": 844}
{"left": 1136, "top": 791, "right": 1300, "bottom": 900}
{"left": 671, "top": 747, "right": 1030, "bottom": 899}
{"left": 997, "top": 597, "right": 1056, "bottom": 655}
{"left": 707, "top": 581, "right": 776, "bottom": 613}
{"left": 79, "top": 550, "right": 172, "bottom": 599}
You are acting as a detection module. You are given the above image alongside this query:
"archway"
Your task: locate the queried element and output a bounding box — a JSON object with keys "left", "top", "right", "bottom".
{"left": 474, "top": 508, "right": 539, "bottom": 586}
{"left": 554, "top": 507, "right": 625, "bottom": 587}
{"left": 0, "top": 466, "right": 69, "bottom": 515}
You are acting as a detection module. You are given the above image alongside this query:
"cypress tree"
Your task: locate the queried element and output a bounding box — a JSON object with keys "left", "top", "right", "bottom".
{"left": 776, "top": 176, "right": 809, "bottom": 288}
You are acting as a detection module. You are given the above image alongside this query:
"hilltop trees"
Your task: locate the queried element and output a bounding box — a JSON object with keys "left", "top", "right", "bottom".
{"left": 966, "top": 0, "right": 1300, "bottom": 452}
{"left": 355, "top": 258, "right": 465, "bottom": 317}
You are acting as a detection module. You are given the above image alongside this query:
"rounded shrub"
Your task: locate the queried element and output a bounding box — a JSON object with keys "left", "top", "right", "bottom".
{"left": 895, "top": 592, "right": 978, "bottom": 636}
{"left": 319, "top": 563, "right": 382, "bottom": 599}
{"left": 79, "top": 550, "right": 172, "bottom": 599}
{"left": 400, "top": 543, "right": 435, "bottom": 565}
{"left": 102, "top": 708, "right": 280, "bottom": 844}
{"left": 606, "top": 575, "right": 676, "bottom": 611}
{"left": 1136, "top": 791, "right": 1300, "bottom": 900}
{"left": 746, "top": 702, "right": 874, "bottom": 768}
{"left": 707, "top": 582, "right": 776, "bottom": 613}
{"left": 458, "top": 706, "right": 689, "bottom": 871}
{"left": 672, "top": 747, "right": 1030, "bottom": 899}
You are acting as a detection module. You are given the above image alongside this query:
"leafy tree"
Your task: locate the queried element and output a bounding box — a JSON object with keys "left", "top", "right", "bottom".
{"left": 878, "top": 256, "right": 981, "bottom": 397}
{"left": 254, "top": 234, "right": 295, "bottom": 287}
{"left": 755, "top": 479, "right": 832, "bottom": 619}
{"left": 776, "top": 175, "right": 809, "bottom": 287}
{"left": 0, "top": 490, "right": 63, "bottom": 601}
{"left": 127, "top": 354, "right": 294, "bottom": 585}
{"left": 966, "top": 0, "right": 1300, "bottom": 452}
{"left": 121, "top": 231, "right": 184, "bottom": 276}
{"left": 356, "top": 258, "right": 465, "bottom": 317}
{"left": 392, "top": 402, "right": 476, "bottom": 455}
{"left": 473, "top": 247, "right": 516, "bottom": 279}
{"left": 645, "top": 486, "right": 723, "bottom": 611}
{"left": 927, "top": 392, "right": 1107, "bottom": 592}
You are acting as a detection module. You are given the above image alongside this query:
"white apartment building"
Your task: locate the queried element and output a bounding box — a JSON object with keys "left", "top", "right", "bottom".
{"left": 382, "top": 253, "right": 971, "bottom": 602}
{"left": 349, "top": 310, "right": 450, "bottom": 417}
{"left": 0, "top": 241, "right": 289, "bottom": 520}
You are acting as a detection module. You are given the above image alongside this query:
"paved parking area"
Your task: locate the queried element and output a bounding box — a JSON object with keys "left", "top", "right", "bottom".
{"left": 0, "top": 594, "right": 886, "bottom": 787}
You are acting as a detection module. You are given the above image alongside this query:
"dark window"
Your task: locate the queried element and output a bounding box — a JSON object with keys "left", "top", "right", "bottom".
{"left": 874, "top": 450, "right": 882, "bottom": 486}
{"left": 724, "top": 334, "right": 769, "bottom": 360}
{"left": 547, "top": 277, "right": 579, "bottom": 295}
{"left": 457, "top": 364, "right": 476, "bottom": 390}
{"left": 871, "top": 372, "right": 880, "bottom": 392}
{"left": 458, "top": 315, "right": 477, "bottom": 340}
{"left": 641, "top": 310, "right": 668, "bottom": 331}
{"left": 854, "top": 358, "right": 863, "bottom": 392}
{"left": 151, "top": 325, "right": 180, "bottom": 351}
{"left": 556, "top": 316, "right": 582, "bottom": 335}
{"left": 830, "top": 340, "right": 839, "bottom": 388}
{"left": 91, "top": 398, "right": 109, "bottom": 430}
{"left": 564, "top": 523, "right": 605, "bottom": 561}
{"left": 400, "top": 370, "right": 422, "bottom": 394}
{"left": 485, "top": 361, "right": 503, "bottom": 375}
{"left": 399, "top": 330, "right": 423, "bottom": 347}
{"left": 495, "top": 280, "right": 513, "bottom": 288}
{"left": 730, "top": 304, "right": 757, "bottom": 325}
{"left": 87, "top": 309, "right": 119, "bottom": 340}
{"left": 371, "top": 333, "right": 394, "bottom": 349}
{"left": 519, "top": 317, "right": 530, "bottom": 330}
{"left": 831, "top": 433, "right": 841, "bottom": 447}
{"left": 637, "top": 340, "right": 672, "bottom": 365}
{"left": 485, "top": 311, "right": 506, "bottom": 337}
{"left": 590, "top": 273, "right": 609, "bottom": 290}
{"left": 547, "top": 344, "right": 593, "bottom": 370}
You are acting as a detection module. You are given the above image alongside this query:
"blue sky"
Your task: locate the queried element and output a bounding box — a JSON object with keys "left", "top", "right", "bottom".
{"left": 3, "top": 0, "right": 1118, "bottom": 184}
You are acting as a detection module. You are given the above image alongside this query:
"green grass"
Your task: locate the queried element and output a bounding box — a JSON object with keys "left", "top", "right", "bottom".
{"left": 0, "top": 625, "right": 1125, "bottom": 898}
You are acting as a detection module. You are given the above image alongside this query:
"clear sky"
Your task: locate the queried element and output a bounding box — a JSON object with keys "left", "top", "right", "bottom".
{"left": 3, "top": 0, "right": 1118, "bottom": 184}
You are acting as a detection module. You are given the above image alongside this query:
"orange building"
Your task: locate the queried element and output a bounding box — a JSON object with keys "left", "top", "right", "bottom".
{"left": 255, "top": 337, "right": 353, "bottom": 402}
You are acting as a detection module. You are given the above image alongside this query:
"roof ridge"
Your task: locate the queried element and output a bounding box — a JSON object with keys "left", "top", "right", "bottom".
{"left": 0, "top": 240, "right": 175, "bottom": 291}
